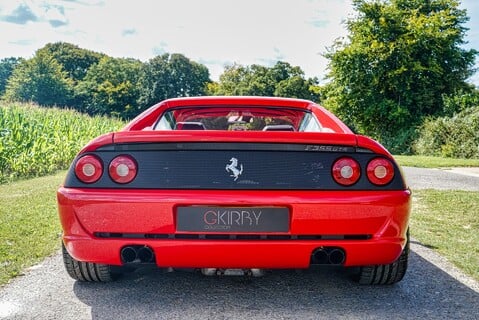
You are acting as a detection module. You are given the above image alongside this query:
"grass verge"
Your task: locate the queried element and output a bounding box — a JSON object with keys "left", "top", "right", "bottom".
{"left": 411, "top": 190, "right": 479, "bottom": 281}
{"left": 0, "top": 171, "right": 65, "bottom": 286}
{"left": 394, "top": 155, "right": 479, "bottom": 168}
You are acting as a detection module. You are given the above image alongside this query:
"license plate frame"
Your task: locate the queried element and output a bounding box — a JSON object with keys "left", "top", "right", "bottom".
{"left": 176, "top": 206, "right": 290, "bottom": 233}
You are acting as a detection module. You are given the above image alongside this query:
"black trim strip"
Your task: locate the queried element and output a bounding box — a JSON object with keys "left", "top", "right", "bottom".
{"left": 96, "top": 142, "right": 358, "bottom": 153}
{"left": 94, "top": 232, "right": 371, "bottom": 241}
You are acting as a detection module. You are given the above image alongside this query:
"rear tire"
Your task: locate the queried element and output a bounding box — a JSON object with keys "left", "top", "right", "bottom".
{"left": 62, "top": 241, "right": 119, "bottom": 282}
{"left": 356, "top": 229, "right": 409, "bottom": 285}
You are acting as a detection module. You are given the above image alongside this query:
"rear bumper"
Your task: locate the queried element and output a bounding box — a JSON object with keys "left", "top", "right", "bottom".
{"left": 57, "top": 188, "right": 411, "bottom": 268}
{"left": 63, "top": 237, "right": 405, "bottom": 268}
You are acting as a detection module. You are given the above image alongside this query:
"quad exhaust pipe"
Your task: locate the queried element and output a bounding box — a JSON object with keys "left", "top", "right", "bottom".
{"left": 311, "top": 247, "right": 345, "bottom": 265}
{"left": 121, "top": 245, "right": 344, "bottom": 267}
{"left": 121, "top": 245, "right": 155, "bottom": 264}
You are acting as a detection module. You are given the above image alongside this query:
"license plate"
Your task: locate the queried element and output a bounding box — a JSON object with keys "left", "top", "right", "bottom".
{"left": 176, "top": 207, "right": 290, "bottom": 232}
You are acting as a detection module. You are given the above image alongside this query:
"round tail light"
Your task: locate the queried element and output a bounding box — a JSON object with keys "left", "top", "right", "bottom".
{"left": 74, "top": 155, "right": 103, "bottom": 184}
{"left": 367, "top": 158, "right": 395, "bottom": 185}
{"left": 109, "top": 155, "right": 137, "bottom": 184}
{"left": 332, "top": 157, "right": 361, "bottom": 186}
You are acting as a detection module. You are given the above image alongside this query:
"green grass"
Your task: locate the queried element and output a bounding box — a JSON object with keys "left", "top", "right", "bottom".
{"left": 0, "top": 103, "right": 124, "bottom": 184}
{"left": 394, "top": 155, "right": 479, "bottom": 168}
{"left": 411, "top": 190, "right": 479, "bottom": 281}
{"left": 0, "top": 171, "right": 65, "bottom": 286}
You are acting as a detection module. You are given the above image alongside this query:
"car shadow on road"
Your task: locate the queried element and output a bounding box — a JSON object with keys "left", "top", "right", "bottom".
{"left": 73, "top": 251, "right": 479, "bottom": 320}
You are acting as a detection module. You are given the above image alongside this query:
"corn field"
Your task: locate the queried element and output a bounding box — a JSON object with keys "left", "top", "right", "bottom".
{"left": 0, "top": 103, "right": 125, "bottom": 183}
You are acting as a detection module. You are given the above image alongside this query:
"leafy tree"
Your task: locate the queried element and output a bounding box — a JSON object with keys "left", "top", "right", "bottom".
{"left": 4, "top": 51, "right": 73, "bottom": 106}
{"left": 138, "top": 53, "right": 210, "bottom": 108}
{"left": 208, "top": 64, "right": 252, "bottom": 95}
{"left": 0, "top": 57, "right": 22, "bottom": 97}
{"left": 275, "top": 76, "right": 320, "bottom": 100}
{"left": 37, "top": 42, "right": 105, "bottom": 83}
{"left": 323, "top": 0, "right": 477, "bottom": 153}
{"left": 37, "top": 42, "right": 109, "bottom": 110}
{"left": 211, "top": 61, "right": 320, "bottom": 101}
{"left": 75, "top": 57, "right": 143, "bottom": 118}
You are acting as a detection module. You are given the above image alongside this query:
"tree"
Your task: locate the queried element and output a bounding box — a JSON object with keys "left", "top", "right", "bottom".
{"left": 211, "top": 61, "right": 320, "bottom": 101}
{"left": 0, "top": 57, "right": 22, "bottom": 97}
{"left": 38, "top": 42, "right": 106, "bottom": 109}
{"left": 323, "top": 0, "right": 477, "bottom": 153}
{"left": 275, "top": 76, "right": 320, "bottom": 100}
{"left": 75, "top": 57, "right": 143, "bottom": 118}
{"left": 37, "top": 42, "right": 105, "bottom": 83}
{"left": 138, "top": 53, "right": 210, "bottom": 108}
{"left": 4, "top": 51, "right": 72, "bottom": 106}
{"left": 208, "top": 64, "right": 253, "bottom": 96}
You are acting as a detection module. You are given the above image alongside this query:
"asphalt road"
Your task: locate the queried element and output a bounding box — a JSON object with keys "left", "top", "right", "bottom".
{"left": 401, "top": 166, "right": 479, "bottom": 191}
{"left": 1, "top": 167, "right": 478, "bottom": 320}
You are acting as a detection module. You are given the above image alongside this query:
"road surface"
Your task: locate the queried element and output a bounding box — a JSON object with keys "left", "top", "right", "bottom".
{"left": 402, "top": 166, "right": 479, "bottom": 191}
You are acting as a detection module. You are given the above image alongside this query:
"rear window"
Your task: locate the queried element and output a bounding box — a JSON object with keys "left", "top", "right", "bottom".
{"left": 154, "top": 106, "right": 322, "bottom": 132}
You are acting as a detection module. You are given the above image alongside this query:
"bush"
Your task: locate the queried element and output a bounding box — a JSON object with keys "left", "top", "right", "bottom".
{"left": 378, "top": 127, "right": 418, "bottom": 155}
{"left": 414, "top": 106, "right": 479, "bottom": 159}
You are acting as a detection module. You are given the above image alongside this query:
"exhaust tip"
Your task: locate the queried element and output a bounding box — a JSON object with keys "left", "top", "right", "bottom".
{"left": 121, "top": 246, "right": 137, "bottom": 263}
{"left": 137, "top": 246, "right": 154, "bottom": 263}
{"left": 328, "top": 248, "right": 345, "bottom": 265}
{"left": 311, "top": 247, "right": 346, "bottom": 265}
{"left": 121, "top": 245, "right": 156, "bottom": 264}
{"left": 312, "top": 249, "right": 329, "bottom": 264}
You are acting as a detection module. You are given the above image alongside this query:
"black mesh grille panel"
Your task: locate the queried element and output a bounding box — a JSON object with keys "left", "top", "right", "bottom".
{"left": 64, "top": 143, "right": 406, "bottom": 190}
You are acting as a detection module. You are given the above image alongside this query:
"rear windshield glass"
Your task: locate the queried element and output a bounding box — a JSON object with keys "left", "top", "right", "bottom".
{"left": 154, "top": 106, "right": 322, "bottom": 132}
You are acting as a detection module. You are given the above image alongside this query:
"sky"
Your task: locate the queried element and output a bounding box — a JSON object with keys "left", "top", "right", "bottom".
{"left": 0, "top": 0, "right": 477, "bottom": 86}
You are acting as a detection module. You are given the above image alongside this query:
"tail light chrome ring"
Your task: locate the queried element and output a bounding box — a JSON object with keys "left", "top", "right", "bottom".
{"left": 367, "top": 158, "right": 395, "bottom": 186}
{"left": 74, "top": 155, "right": 103, "bottom": 184}
{"left": 332, "top": 157, "right": 361, "bottom": 186}
{"left": 109, "top": 155, "right": 138, "bottom": 184}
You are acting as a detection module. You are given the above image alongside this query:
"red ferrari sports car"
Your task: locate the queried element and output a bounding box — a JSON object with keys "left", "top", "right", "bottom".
{"left": 57, "top": 96, "right": 411, "bottom": 284}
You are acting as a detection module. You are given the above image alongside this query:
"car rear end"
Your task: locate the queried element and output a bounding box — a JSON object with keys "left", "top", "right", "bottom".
{"left": 58, "top": 131, "right": 410, "bottom": 269}
{"left": 58, "top": 97, "right": 411, "bottom": 284}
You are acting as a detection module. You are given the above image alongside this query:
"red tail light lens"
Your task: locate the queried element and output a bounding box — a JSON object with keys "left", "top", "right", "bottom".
{"left": 74, "top": 155, "right": 103, "bottom": 184}
{"left": 367, "top": 158, "right": 395, "bottom": 185}
{"left": 109, "top": 155, "right": 137, "bottom": 184}
{"left": 332, "top": 157, "right": 361, "bottom": 186}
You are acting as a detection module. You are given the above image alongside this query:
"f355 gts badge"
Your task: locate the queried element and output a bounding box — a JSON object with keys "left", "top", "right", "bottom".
{"left": 225, "top": 157, "right": 243, "bottom": 181}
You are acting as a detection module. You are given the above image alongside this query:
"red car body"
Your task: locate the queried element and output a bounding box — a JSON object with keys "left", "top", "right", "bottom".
{"left": 58, "top": 96, "right": 411, "bottom": 284}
